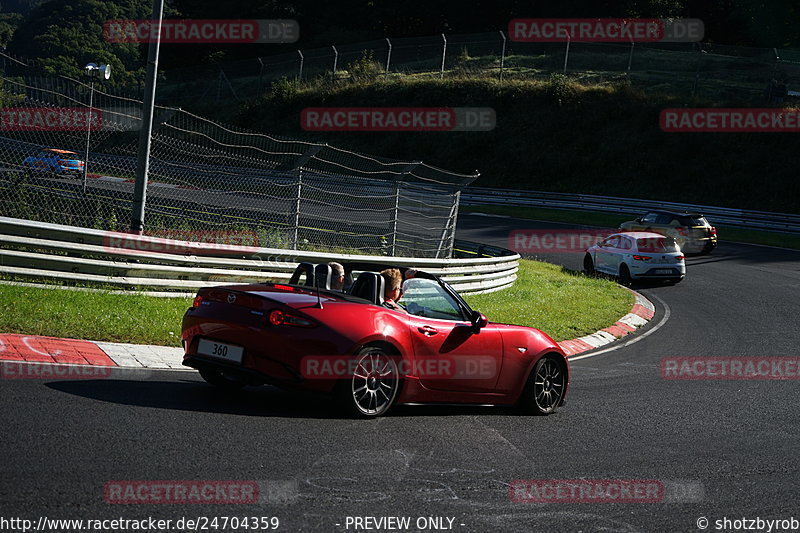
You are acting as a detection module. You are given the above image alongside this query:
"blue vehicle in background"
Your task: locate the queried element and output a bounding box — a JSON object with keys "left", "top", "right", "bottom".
{"left": 22, "top": 148, "right": 85, "bottom": 176}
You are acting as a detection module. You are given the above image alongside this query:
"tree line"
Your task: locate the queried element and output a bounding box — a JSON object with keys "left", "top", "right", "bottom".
{"left": 1, "top": 0, "right": 798, "bottom": 90}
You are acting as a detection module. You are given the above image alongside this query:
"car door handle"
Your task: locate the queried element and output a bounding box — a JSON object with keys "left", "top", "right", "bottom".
{"left": 417, "top": 325, "right": 438, "bottom": 336}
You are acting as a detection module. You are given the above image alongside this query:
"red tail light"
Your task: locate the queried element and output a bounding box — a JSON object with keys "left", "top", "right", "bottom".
{"left": 268, "top": 309, "right": 315, "bottom": 327}
{"left": 192, "top": 295, "right": 203, "bottom": 308}
{"left": 677, "top": 227, "right": 688, "bottom": 236}
{"left": 633, "top": 255, "right": 651, "bottom": 261}
{"left": 675, "top": 255, "right": 685, "bottom": 261}
{"left": 710, "top": 226, "right": 717, "bottom": 235}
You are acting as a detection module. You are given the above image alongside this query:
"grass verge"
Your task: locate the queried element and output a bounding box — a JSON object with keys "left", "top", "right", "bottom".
{"left": 463, "top": 205, "right": 800, "bottom": 251}
{"left": 0, "top": 259, "right": 632, "bottom": 345}
{"left": 0, "top": 285, "right": 191, "bottom": 346}
{"left": 464, "top": 259, "right": 633, "bottom": 342}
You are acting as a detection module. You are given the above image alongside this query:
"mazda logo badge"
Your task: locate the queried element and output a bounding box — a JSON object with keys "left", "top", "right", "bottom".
{"left": 227, "top": 294, "right": 236, "bottom": 304}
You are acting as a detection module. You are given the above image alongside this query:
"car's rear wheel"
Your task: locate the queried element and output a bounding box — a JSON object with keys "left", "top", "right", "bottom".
{"left": 519, "top": 355, "right": 566, "bottom": 415}
{"left": 583, "top": 253, "right": 595, "bottom": 275}
{"left": 338, "top": 346, "right": 400, "bottom": 418}
{"left": 618, "top": 263, "right": 633, "bottom": 286}
{"left": 199, "top": 367, "right": 246, "bottom": 390}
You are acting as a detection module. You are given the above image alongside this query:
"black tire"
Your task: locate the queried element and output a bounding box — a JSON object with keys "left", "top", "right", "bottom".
{"left": 583, "top": 253, "right": 595, "bottom": 275}
{"left": 618, "top": 263, "right": 633, "bottom": 287}
{"left": 519, "top": 356, "right": 566, "bottom": 415}
{"left": 199, "top": 367, "right": 246, "bottom": 390}
{"left": 337, "top": 346, "right": 400, "bottom": 418}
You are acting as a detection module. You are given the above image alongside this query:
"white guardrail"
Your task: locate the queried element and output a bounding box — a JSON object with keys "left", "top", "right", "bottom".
{"left": 0, "top": 217, "right": 519, "bottom": 296}
{"left": 461, "top": 188, "right": 800, "bottom": 234}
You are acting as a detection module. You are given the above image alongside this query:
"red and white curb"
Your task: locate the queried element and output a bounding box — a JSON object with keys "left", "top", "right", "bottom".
{"left": 558, "top": 289, "right": 655, "bottom": 357}
{"left": 0, "top": 333, "right": 185, "bottom": 373}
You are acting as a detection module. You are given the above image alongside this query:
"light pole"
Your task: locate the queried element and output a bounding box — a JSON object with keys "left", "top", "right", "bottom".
{"left": 82, "top": 62, "right": 111, "bottom": 194}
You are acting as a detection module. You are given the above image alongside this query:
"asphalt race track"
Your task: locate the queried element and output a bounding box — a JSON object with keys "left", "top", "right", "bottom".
{"left": 1, "top": 213, "right": 799, "bottom": 532}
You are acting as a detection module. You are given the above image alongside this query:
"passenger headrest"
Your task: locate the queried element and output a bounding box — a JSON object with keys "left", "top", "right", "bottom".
{"left": 349, "top": 272, "right": 385, "bottom": 305}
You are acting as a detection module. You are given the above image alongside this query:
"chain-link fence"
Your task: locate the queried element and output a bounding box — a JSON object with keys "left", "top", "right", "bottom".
{"left": 0, "top": 62, "right": 476, "bottom": 258}
{"left": 157, "top": 31, "right": 800, "bottom": 106}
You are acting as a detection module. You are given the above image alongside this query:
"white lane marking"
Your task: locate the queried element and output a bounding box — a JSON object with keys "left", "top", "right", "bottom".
{"left": 569, "top": 293, "right": 671, "bottom": 361}
{"left": 21, "top": 336, "right": 62, "bottom": 357}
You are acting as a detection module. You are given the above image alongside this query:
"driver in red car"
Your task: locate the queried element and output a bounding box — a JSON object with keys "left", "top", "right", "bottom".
{"left": 380, "top": 268, "right": 406, "bottom": 312}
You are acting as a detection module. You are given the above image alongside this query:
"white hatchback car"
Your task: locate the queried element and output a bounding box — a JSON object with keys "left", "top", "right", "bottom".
{"left": 584, "top": 231, "right": 685, "bottom": 285}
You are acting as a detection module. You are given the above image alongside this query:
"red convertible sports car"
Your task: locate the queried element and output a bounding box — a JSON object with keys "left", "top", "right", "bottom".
{"left": 181, "top": 262, "right": 569, "bottom": 418}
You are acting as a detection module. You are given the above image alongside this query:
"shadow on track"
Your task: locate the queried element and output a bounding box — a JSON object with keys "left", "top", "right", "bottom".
{"left": 45, "top": 378, "right": 520, "bottom": 419}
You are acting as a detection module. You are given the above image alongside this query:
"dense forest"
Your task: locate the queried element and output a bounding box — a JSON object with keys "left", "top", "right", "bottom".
{"left": 0, "top": 0, "right": 798, "bottom": 88}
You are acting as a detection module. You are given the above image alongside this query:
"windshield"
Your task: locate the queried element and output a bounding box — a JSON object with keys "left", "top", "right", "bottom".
{"left": 400, "top": 278, "right": 466, "bottom": 321}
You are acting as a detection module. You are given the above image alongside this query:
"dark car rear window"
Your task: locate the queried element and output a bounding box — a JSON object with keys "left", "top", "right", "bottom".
{"left": 676, "top": 215, "right": 708, "bottom": 226}
{"left": 637, "top": 237, "right": 679, "bottom": 253}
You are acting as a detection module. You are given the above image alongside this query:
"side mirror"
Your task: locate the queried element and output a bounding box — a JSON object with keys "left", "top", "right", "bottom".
{"left": 471, "top": 310, "right": 488, "bottom": 329}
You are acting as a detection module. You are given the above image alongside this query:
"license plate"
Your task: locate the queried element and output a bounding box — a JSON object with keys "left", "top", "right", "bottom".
{"left": 654, "top": 269, "right": 672, "bottom": 274}
{"left": 197, "top": 339, "right": 244, "bottom": 364}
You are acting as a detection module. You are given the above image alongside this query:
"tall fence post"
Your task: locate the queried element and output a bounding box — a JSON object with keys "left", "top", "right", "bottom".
{"left": 293, "top": 171, "right": 303, "bottom": 250}
{"left": 390, "top": 180, "right": 400, "bottom": 256}
{"left": 130, "top": 0, "right": 165, "bottom": 234}
{"left": 290, "top": 144, "right": 325, "bottom": 249}
{"left": 627, "top": 39, "right": 635, "bottom": 72}
{"left": 436, "top": 192, "right": 460, "bottom": 259}
{"left": 563, "top": 32, "right": 571, "bottom": 74}
{"left": 692, "top": 42, "right": 703, "bottom": 96}
{"left": 771, "top": 47, "right": 781, "bottom": 80}
{"left": 256, "top": 58, "right": 264, "bottom": 97}
{"left": 331, "top": 45, "right": 338, "bottom": 81}
{"left": 499, "top": 31, "right": 507, "bottom": 80}
{"left": 297, "top": 50, "right": 304, "bottom": 80}
{"left": 385, "top": 37, "right": 392, "bottom": 76}
{"left": 440, "top": 34, "right": 447, "bottom": 79}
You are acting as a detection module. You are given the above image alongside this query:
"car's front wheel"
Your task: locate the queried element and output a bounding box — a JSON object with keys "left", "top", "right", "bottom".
{"left": 583, "top": 253, "right": 595, "bottom": 275}
{"left": 338, "top": 346, "right": 400, "bottom": 418}
{"left": 199, "top": 367, "right": 246, "bottom": 390}
{"left": 618, "top": 263, "right": 633, "bottom": 286}
{"left": 519, "top": 355, "right": 566, "bottom": 415}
